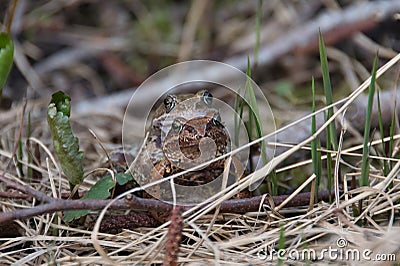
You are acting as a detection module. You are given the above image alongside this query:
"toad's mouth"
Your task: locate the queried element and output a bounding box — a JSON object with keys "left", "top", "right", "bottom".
{"left": 178, "top": 124, "right": 226, "bottom": 158}
{"left": 162, "top": 116, "right": 229, "bottom": 170}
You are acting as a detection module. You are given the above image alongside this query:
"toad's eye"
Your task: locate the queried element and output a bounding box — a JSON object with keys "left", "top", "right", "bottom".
{"left": 212, "top": 113, "right": 222, "bottom": 126}
{"left": 213, "top": 113, "right": 221, "bottom": 122}
{"left": 164, "top": 95, "right": 177, "bottom": 113}
{"left": 200, "top": 90, "right": 213, "bottom": 105}
{"left": 171, "top": 119, "right": 184, "bottom": 133}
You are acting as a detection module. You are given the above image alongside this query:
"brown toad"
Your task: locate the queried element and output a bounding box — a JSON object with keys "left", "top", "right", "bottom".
{"left": 127, "top": 90, "right": 234, "bottom": 202}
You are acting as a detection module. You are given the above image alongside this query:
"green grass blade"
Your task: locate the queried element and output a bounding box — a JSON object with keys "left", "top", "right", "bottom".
{"left": 277, "top": 222, "right": 285, "bottom": 266}
{"left": 27, "top": 112, "right": 33, "bottom": 179}
{"left": 318, "top": 31, "right": 337, "bottom": 150}
{"left": 271, "top": 169, "right": 277, "bottom": 195}
{"left": 301, "top": 235, "right": 310, "bottom": 265}
{"left": 326, "top": 150, "right": 333, "bottom": 202}
{"left": 311, "top": 77, "right": 321, "bottom": 200}
{"left": 245, "top": 57, "right": 272, "bottom": 193}
{"left": 376, "top": 89, "right": 389, "bottom": 176}
{"left": 0, "top": 32, "right": 14, "bottom": 100}
{"left": 319, "top": 32, "right": 337, "bottom": 201}
{"left": 246, "top": 57, "right": 263, "bottom": 156}
{"left": 233, "top": 86, "right": 243, "bottom": 147}
{"left": 246, "top": 58, "right": 262, "bottom": 143}
{"left": 17, "top": 139, "right": 23, "bottom": 175}
{"left": 388, "top": 89, "right": 397, "bottom": 171}
{"left": 317, "top": 138, "right": 322, "bottom": 186}
{"left": 360, "top": 52, "right": 378, "bottom": 186}
{"left": 254, "top": 0, "right": 262, "bottom": 65}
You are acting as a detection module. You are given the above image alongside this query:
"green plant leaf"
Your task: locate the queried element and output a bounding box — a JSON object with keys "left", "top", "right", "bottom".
{"left": 116, "top": 173, "right": 133, "bottom": 185}
{"left": 83, "top": 176, "right": 116, "bottom": 200}
{"left": 47, "top": 91, "right": 84, "bottom": 187}
{"left": 64, "top": 175, "right": 116, "bottom": 222}
{"left": 0, "top": 32, "right": 14, "bottom": 94}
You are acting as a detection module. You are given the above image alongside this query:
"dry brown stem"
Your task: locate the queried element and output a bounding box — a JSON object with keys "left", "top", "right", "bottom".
{"left": 0, "top": 173, "right": 331, "bottom": 225}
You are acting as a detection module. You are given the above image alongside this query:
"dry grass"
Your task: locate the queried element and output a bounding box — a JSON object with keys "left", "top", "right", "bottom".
{"left": 1, "top": 1, "right": 400, "bottom": 265}
{"left": 1, "top": 56, "right": 400, "bottom": 265}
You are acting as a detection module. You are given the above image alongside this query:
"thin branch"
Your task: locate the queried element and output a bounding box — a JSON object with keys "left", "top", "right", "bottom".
{"left": 0, "top": 170, "right": 332, "bottom": 224}
{"left": 0, "top": 191, "right": 32, "bottom": 200}
{"left": 0, "top": 174, "right": 53, "bottom": 202}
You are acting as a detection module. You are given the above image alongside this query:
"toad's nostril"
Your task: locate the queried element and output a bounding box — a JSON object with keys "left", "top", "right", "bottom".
{"left": 201, "top": 90, "right": 213, "bottom": 105}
